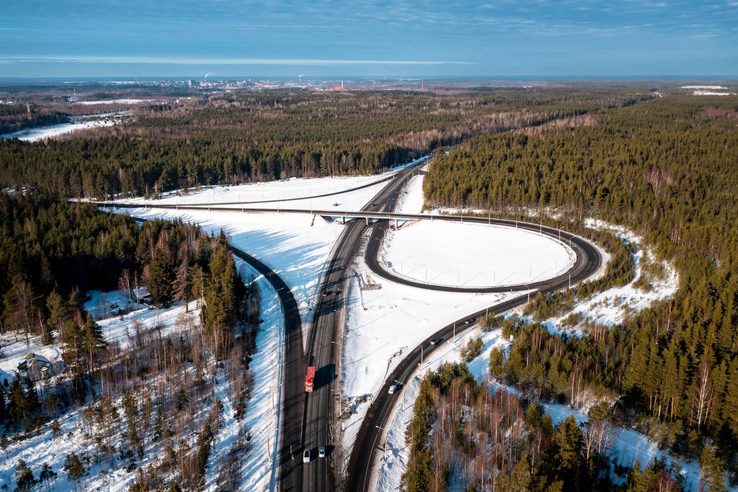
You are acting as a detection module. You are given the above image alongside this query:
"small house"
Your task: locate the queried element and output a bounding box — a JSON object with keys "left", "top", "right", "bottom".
{"left": 17, "top": 353, "right": 53, "bottom": 382}
{"left": 132, "top": 286, "right": 154, "bottom": 305}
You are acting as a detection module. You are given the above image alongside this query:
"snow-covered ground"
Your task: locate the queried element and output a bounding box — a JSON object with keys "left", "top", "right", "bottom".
{"left": 342, "top": 168, "right": 566, "bottom": 461}
{"left": 111, "top": 160, "right": 428, "bottom": 346}
{"left": 535, "top": 219, "right": 679, "bottom": 333}
{"left": 1, "top": 112, "right": 127, "bottom": 142}
{"left": 115, "top": 175, "right": 402, "bottom": 213}
{"left": 83, "top": 290, "right": 201, "bottom": 352}
{"left": 381, "top": 222, "right": 575, "bottom": 288}
{"left": 692, "top": 90, "right": 736, "bottom": 96}
{"left": 0, "top": 289, "right": 203, "bottom": 491}
{"left": 0, "top": 337, "right": 62, "bottom": 387}
{"left": 680, "top": 85, "right": 727, "bottom": 90}
{"left": 374, "top": 319, "right": 731, "bottom": 492}
{"left": 394, "top": 175, "right": 424, "bottom": 215}
{"left": 2, "top": 119, "right": 115, "bottom": 142}
{"left": 76, "top": 99, "right": 159, "bottom": 105}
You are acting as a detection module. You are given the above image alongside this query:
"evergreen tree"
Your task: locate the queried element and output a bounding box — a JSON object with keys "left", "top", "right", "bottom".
{"left": 63, "top": 452, "right": 86, "bottom": 491}
{"left": 510, "top": 454, "right": 532, "bottom": 491}
{"left": 153, "top": 407, "right": 163, "bottom": 442}
{"left": 191, "top": 264, "right": 205, "bottom": 309}
{"left": 148, "top": 247, "right": 174, "bottom": 307}
{"left": 1, "top": 434, "right": 9, "bottom": 460}
{"left": 6, "top": 378, "right": 29, "bottom": 425}
{"left": 123, "top": 391, "right": 142, "bottom": 459}
{"left": 173, "top": 260, "right": 191, "bottom": 312}
{"left": 81, "top": 313, "right": 107, "bottom": 377}
{"left": 552, "top": 416, "right": 583, "bottom": 490}
{"left": 61, "top": 320, "right": 82, "bottom": 378}
{"left": 51, "top": 419, "right": 61, "bottom": 439}
{"left": 0, "top": 387, "right": 5, "bottom": 422}
{"left": 39, "top": 463, "right": 57, "bottom": 491}
{"left": 23, "top": 378, "right": 39, "bottom": 416}
{"left": 46, "top": 290, "right": 68, "bottom": 331}
{"left": 14, "top": 459, "right": 37, "bottom": 492}
{"left": 41, "top": 323, "right": 54, "bottom": 345}
{"left": 698, "top": 444, "right": 726, "bottom": 492}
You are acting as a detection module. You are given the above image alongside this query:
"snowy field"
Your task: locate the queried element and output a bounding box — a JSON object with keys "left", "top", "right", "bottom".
{"left": 76, "top": 98, "right": 159, "bottom": 105}
{"left": 1, "top": 118, "right": 116, "bottom": 142}
{"left": 381, "top": 222, "right": 575, "bottom": 288}
{"left": 680, "top": 85, "right": 727, "bottom": 89}
{"left": 115, "top": 175, "right": 399, "bottom": 212}
{"left": 383, "top": 172, "right": 575, "bottom": 288}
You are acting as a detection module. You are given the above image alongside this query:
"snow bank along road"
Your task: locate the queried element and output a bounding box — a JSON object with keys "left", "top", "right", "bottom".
{"left": 345, "top": 222, "right": 602, "bottom": 491}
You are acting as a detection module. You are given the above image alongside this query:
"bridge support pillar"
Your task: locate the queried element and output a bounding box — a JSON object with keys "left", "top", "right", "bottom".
{"left": 395, "top": 218, "right": 398, "bottom": 229}
{"left": 365, "top": 217, "right": 369, "bottom": 225}
{"left": 341, "top": 216, "right": 345, "bottom": 225}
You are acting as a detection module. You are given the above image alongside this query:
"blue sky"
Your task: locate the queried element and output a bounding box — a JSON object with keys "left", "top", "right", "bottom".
{"left": 1, "top": 0, "right": 736, "bottom": 78}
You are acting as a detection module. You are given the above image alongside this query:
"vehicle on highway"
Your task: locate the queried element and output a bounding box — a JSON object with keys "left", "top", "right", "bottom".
{"left": 318, "top": 446, "right": 326, "bottom": 459}
{"left": 388, "top": 384, "right": 397, "bottom": 395}
{"left": 430, "top": 338, "right": 443, "bottom": 346}
{"left": 305, "top": 366, "right": 315, "bottom": 393}
{"left": 303, "top": 449, "right": 311, "bottom": 463}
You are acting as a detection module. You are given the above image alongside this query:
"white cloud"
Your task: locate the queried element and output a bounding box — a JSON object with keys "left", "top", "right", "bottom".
{"left": 0, "top": 55, "right": 472, "bottom": 66}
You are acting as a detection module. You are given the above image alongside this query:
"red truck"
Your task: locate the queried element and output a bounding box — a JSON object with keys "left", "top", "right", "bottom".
{"left": 305, "top": 366, "right": 315, "bottom": 393}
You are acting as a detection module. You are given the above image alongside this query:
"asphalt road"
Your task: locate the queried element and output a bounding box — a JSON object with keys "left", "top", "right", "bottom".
{"left": 344, "top": 220, "right": 602, "bottom": 492}
{"left": 280, "top": 161, "right": 428, "bottom": 492}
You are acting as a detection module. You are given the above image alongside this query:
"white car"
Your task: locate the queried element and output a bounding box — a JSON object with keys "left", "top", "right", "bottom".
{"left": 318, "top": 447, "right": 326, "bottom": 459}
{"left": 388, "top": 384, "right": 397, "bottom": 395}
{"left": 303, "top": 449, "right": 311, "bottom": 463}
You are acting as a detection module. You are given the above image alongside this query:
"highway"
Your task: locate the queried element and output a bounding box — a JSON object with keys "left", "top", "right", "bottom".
{"left": 279, "top": 161, "right": 428, "bottom": 492}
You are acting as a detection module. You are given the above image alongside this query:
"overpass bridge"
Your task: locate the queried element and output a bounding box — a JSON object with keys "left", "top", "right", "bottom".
{"left": 98, "top": 202, "right": 550, "bottom": 232}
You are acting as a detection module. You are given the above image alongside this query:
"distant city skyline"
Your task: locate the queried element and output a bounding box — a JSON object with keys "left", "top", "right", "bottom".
{"left": 1, "top": 0, "right": 737, "bottom": 78}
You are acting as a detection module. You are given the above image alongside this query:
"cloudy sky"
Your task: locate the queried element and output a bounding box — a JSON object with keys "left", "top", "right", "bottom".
{"left": 1, "top": 0, "right": 736, "bottom": 78}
